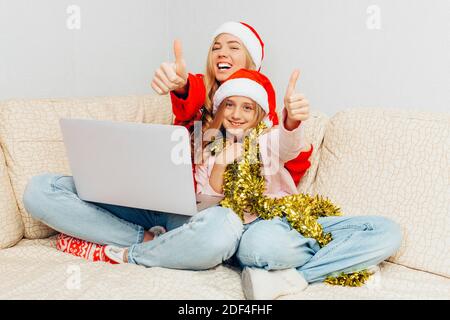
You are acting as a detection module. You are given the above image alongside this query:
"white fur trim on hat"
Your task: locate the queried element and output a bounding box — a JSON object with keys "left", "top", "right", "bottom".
{"left": 213, "top": 78, "right": 269, "bottom": 114}
{"left": 212, "top": 21, "right": 263, "bottom": 69}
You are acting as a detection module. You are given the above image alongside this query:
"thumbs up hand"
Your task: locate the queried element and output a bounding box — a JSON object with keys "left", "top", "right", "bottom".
{"left": 284, "top": 70, "right": 310, "bottom": 125}
{"left": 173, "top": 39, "right": 188, "bottom": 83}
{"left": 151, "top": 39, "right": 188, "bottom": 95}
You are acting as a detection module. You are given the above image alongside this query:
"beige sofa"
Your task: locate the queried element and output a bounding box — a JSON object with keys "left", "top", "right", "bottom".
{"left": 0, "top": 94, "right": 448, "bottom": 299}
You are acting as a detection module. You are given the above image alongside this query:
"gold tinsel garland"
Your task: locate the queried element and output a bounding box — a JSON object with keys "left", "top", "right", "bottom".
{"left": 218, "top": 122, "right": 372, "bottom": 287}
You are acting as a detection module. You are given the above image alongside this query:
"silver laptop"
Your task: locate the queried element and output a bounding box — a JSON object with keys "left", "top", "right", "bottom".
{"left": 59, "top": 118, "right": 223, "bottom": 216}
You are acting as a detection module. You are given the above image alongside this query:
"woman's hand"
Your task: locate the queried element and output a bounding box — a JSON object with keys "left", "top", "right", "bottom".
{"left": 215, "top": 141, "right": 244, "bottom": 166}
{"left": 284, "top": 69, "right": 310, "bottom": 130}
{"left": 151, "top": 39, "right": 188, "bottom": 95}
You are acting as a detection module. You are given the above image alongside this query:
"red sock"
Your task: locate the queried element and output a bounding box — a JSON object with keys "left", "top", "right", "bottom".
{"left": 56, "top": 233, "right": 118, "bottom": 264}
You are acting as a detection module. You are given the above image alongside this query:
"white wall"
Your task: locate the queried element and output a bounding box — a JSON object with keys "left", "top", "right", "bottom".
{"left": 1, "top": 0, "right": 449, "bottom": 116}
{"left": 0, "top": 0, "right": 168, "bottom": 99}
{"left": 167, "top": 0, "right": 450, "bottom": 115}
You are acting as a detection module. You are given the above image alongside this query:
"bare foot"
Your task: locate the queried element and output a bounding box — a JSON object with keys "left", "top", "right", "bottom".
{"left": 143, "top": 230, "right": 155, "bottom": 242}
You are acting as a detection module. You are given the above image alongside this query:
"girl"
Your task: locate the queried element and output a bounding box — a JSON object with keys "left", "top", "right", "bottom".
{"left": 194, "top": 68, "right": 403, "bottom": 300}
{"left": 101, "top": 68, "right": 296, "bottom": 264}
{"left": 152, "top": 21, "right": 313, "bottom": 185}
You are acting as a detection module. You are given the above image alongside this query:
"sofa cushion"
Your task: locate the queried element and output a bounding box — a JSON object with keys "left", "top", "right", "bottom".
{"left": 0, "top": 95, "right": 172, "bottom": 239}
{"left": 312, "top": 108, "right": 450, "bottom": 277}
{"left": 0, "top": 238, "right": 244, "bottom": 299}
{"left": 0, "top": 238, "right": 448, "bottom": 299}
{"left": 282, "top": 261, "right": 450, "bottom": 300}
{"left": 0, "top": 145, "right": 24, "bottom": 248}
{"left": 295, "top": 110, "right": 329, "bottom": 194}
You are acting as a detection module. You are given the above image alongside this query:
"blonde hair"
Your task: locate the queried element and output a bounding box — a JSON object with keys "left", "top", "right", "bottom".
{"left": 202, "top": 99, "right": 266, "bottom": 150}
{"left": 202, "top": 36, "right": 256, "bottom": 132}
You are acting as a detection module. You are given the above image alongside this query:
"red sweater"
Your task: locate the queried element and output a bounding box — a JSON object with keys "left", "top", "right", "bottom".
{"left": 170, "top": 73, "right": 314, "bottom": 186}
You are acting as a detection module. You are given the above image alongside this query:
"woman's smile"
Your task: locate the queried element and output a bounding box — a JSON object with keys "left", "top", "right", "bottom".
{"left": 211, "top": 33, "right": 247, "bottom": 82}
{"left": 217, "top": 62, "right": 232, "bottom": 71}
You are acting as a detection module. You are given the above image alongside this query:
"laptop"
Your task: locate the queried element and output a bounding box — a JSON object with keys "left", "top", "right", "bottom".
{"left": 59, "top": 118, "right": 223, "bottom": 216}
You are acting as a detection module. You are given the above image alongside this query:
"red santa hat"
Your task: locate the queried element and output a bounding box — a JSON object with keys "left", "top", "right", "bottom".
{"left": 212, "top": 21, "right": 264, "bottom": 70}
{"left": 212, "top": 69, "right": 278, "bottom": 128}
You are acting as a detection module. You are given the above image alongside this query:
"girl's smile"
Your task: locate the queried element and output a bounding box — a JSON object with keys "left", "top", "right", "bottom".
{"left": 227, "top": 120, "right": 245, "bottom": 128}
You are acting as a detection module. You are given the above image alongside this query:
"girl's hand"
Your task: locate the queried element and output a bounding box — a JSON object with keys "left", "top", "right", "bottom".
{"left": 151, "top": 39, "right": 188, "bottom": 95}
{"left": 284, "top": 69, "right": 310, "bottom": 124}
{"left": 215, "top": 141, "right": 244, "bottom": 166}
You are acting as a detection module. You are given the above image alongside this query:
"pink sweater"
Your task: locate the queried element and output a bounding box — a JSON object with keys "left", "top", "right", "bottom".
{"left": 195, "top": 110, "right": 307, "bottom": 201}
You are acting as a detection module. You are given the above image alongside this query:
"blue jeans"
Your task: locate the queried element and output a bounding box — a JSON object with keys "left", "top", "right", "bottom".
{"left": 237, "top": 215, "right": 402, "bottom": 284}
{"left": 23, "top": 173, "right": 243, "bottom": 270}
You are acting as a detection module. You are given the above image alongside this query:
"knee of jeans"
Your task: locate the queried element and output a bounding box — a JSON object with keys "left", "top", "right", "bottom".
{"left": 380, "top": 217, "right": 403, "bottom": 255}
{"left": 371, "top": 216, "right": 403, "bottom": 256}
{"left": 196, "top": 206, "right": 243, "bottom": 237}
{"left": 22, "top": 173, "right": 61, "bottom": 220}
{"left": 195, "top": 207, "right": 243, "bottom": 260}
{"left": 237, "top": 219, "right": 298, "bottom": 267}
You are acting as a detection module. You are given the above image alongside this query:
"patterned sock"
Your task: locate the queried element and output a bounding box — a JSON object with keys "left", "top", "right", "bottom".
{"left": 56, "top": 233, "right": 118, "bottom": 264}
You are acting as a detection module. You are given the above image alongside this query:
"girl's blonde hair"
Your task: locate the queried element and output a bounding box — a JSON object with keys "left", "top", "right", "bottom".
{"left": 202, "top": 99, "right": 266, "bottom": 150}
{"left": 202, "top": 36, "right": 256, "bottom": 132}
